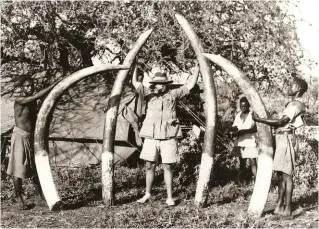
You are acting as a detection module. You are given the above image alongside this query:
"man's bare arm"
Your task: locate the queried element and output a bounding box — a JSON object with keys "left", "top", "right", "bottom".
{"left": 185, "top": 64, "right": 200, "bottom": 91}
{"left": 252, "top": 112, "right": 290, "bottom": 127}
{"left": 16, "top": 80, "right": 61, "bottom": 104}
{"left": 235, "top": 125, "right": 257, "bottom": 136}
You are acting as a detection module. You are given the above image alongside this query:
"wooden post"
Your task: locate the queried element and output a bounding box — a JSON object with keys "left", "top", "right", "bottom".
{"left": 34, "top": 64, "right": 129, "bottom": 210}
{"left": 203, "top": 53, "right": 274, "bottom": 217}
{"left": 102, "top": 28, "right": 153, "bottom": 206}
{"left": 175, "top": 14, "right": 218, "bottom": 207}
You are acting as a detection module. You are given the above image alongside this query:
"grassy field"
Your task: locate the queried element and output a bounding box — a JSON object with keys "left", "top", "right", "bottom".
{"left": 1, "top": 163, "right": 318, "bottom": 228}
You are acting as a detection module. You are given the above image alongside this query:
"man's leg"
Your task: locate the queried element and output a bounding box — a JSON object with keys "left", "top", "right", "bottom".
{"left": 160, "top": 139, "right": 178, "bottom": 206}
{"left": 137, "top": 161, "right": 155, "bottom": 203}
{"left": 163, "top": 163, "right": 175, "bottom": 206}
{"left": 249, "top": 158, "right": 257, "bottom": 178}
{"left": 239, "top": 158, "right": 246, "bottom": 183}
{"left": 274, "top": 171, "right": 286, "bottom": 214}
{"left": 13, "top": 177, "right": 27, "bottom": 209}
{"left": 283, "top": 173, "right": 293, "bottom": 216}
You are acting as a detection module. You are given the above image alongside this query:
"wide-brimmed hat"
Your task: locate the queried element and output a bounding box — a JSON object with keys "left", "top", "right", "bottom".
{"left": 149, "top": 72, "right": 173, "bottom": 84}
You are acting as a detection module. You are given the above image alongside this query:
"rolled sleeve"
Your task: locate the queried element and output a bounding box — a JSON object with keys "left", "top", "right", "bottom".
{"left": 171, "top": 85, "right": 190, "bottom": 99}
{"left": 135, "top": 83, "right": 149, "bottom": 97}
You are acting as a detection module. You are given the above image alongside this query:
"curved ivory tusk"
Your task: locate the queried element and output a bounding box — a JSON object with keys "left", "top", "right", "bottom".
{"left": 203, "top": 53, "right": 274, "bottom": 217}
{"left": 102, "top": 28, "right": 154, "bottom": 206}
{"left": 175, "top": 14, "right": 218, "bottom": 207}
{"left": 34, "top": 64, "right": 130, "bottom": 210}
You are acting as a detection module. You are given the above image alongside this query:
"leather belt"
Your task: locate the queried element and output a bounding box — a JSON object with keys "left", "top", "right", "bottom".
{"left": 275, "top": 129, "right": 294, "bottom": 135}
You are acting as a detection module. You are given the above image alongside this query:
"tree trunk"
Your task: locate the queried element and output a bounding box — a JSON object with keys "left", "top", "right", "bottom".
{"left": 58, "top": 43, "right": 70, "bottom": 70}
{"left": 175, "top": 14, "right": 217, "bottom": 207}
{"left": 34, "top": 64, "right": 129, "bottom": 210}
{"left": 102, "top": 28, "right": 153, "bottom": 206}
{"left": 203, "top": 53, "right": 274, "bottom": 217}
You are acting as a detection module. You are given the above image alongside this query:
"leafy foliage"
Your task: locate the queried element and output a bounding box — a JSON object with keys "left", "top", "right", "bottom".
{"left": 1, "top": 1, "right": 317, "bottom": 120}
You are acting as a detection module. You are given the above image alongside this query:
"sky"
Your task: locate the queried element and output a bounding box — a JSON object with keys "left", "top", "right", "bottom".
{"left": 283, "top": 0, "right": 319, "bottom": 76}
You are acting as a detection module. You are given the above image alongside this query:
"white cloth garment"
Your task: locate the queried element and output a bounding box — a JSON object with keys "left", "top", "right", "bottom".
{"left": 232, "top": 111, "right": 257, "bottom": 147}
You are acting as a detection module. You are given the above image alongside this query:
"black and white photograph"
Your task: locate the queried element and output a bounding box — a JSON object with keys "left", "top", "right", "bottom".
{"left": 1, "top": 0, "right": 318, "bottom": 228}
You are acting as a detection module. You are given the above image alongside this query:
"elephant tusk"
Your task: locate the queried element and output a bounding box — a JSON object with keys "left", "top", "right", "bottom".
{"left": 101, "top": 28, "right": 154, "bottom": 206}
{"left": 203, "top": 53, "right": 274, "bottom": 217}
{"left": 34, "top": 64, "right": 130, "bottom": 210}
{"left": 175, "top": 13, "right": 218, "bottom": 207}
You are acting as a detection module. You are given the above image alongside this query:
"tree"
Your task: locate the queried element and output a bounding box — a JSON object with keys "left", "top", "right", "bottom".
{"left": 1, "top": 1, "right": 317, "bottom": 206}
{"left": 2, "top": 1, "right": 311, "bottom": 103}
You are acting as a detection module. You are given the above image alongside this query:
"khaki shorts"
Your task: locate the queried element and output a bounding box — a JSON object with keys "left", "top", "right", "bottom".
{"left": 140, "top": 138, "right": 178, "bottom": 164}
{"left": 232, "top": 146, "right": 258, "bottom": 159}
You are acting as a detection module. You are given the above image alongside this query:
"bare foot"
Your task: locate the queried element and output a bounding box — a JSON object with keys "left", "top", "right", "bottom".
{"left": 18, "top": 202, "right": 29, "bottom": 210}
{"left": 283, "top": 209, "right": 292, "bottom": 216}
{"left": 165, "top": 198, "right": 175, "bottom": 206}
{"left": 292, "top": 207, "right": 304, "bottom": 216}
{"left": 36, "top": 198, "right": 46, "bottom": 207}
{"left": 274, "top": 206, "right": 285, "bottom": 215}
{"left": 136, "top": 193, "right": 151, "bottom": 203}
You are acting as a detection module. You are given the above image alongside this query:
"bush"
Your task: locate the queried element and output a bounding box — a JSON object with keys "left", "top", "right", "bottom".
{"left": 294, "top": 133, "right": 318, "bottom": 190}
{"left": 175, "top": 131, "right": 202, "bottom": 188}
{"left": 175, "top": 128, "right": 240, "bottom": 189}
{"left": 174, "top": 127, "right": 318, "bottom": 192}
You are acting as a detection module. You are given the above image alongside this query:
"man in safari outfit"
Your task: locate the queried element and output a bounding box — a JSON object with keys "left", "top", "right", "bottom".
{"left": 132, "top": 64, "right": 200, "bottom": 206}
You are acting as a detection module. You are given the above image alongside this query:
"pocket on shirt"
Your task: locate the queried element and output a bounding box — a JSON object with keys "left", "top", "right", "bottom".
{"left": 140, "top": 121, "right": 154, "bottom": 138}
{"left": 165, "top": 119, "right": 180, "bottom": 138}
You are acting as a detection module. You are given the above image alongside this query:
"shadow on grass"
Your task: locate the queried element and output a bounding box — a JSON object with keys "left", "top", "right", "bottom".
{"left": 52, "top": 187, "right": 103, "bottom": 211}
{"left": 55, "top": 180, "right": 168, "bottom": 210}
{"left": 294, "top": 190, "right": 318, "bottom": 209}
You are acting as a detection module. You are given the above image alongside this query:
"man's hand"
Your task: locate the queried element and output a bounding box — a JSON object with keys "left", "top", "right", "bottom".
{"left": 232, "top": 130, "right": 244, "bottom": 137}
{"left": 232, "top": 130, "right": 239, "bottom": 137}
{"left": 230, "top": 126, "right": 238, "bottom": 137}
{"left": 237, "top": 129, "right": 246, "bottom": 136}
{"left": 168, "top": 119, "right": 179, "bottom": 126}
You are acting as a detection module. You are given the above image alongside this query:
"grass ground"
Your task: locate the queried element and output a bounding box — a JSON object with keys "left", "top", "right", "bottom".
{"left": 1, "top": 164, "right": 318, "bottom": 228}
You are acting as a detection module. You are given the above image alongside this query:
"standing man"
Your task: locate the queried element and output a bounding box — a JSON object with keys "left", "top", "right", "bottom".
{"left": 232, "top": 97, "right": 258, "bottom": 182}
{"left": 132, "top": 64, "right": 200, "bottom": 206}
{"left": 7, "top": 77, "right": 60, "bottom": 210}
{"left": 252, "top": 77, "right": 308, "bottom": 216}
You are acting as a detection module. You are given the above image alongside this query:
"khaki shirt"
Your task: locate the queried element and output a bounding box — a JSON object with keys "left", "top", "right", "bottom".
{"left": 136, "top": 84, "right": 189, "bottom": 140}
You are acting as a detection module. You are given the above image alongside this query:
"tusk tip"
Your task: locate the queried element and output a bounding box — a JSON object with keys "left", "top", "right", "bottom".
{"left": 202, "top": 53, "right": 212, "bottom": 59}
{"left": 174, "top": 13, "right": 184, "bottom": 20}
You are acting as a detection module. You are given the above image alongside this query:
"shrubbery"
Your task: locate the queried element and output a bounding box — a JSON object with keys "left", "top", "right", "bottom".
{"left": 175, "top": 128, "right": 318, "bottom": 192}
{"left": 1, "top": 128, "right": 317, "bottom": 205}
{"left": 294, "top": 134, "right": 318, "bottom": 190}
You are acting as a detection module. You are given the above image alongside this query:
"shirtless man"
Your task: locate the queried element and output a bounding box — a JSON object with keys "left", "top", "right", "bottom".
{"left": 7, "top": 78, "right": 60, "bottom": 209}
{"left": 252, "top": 77, "right": 308, "bottom": 216}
